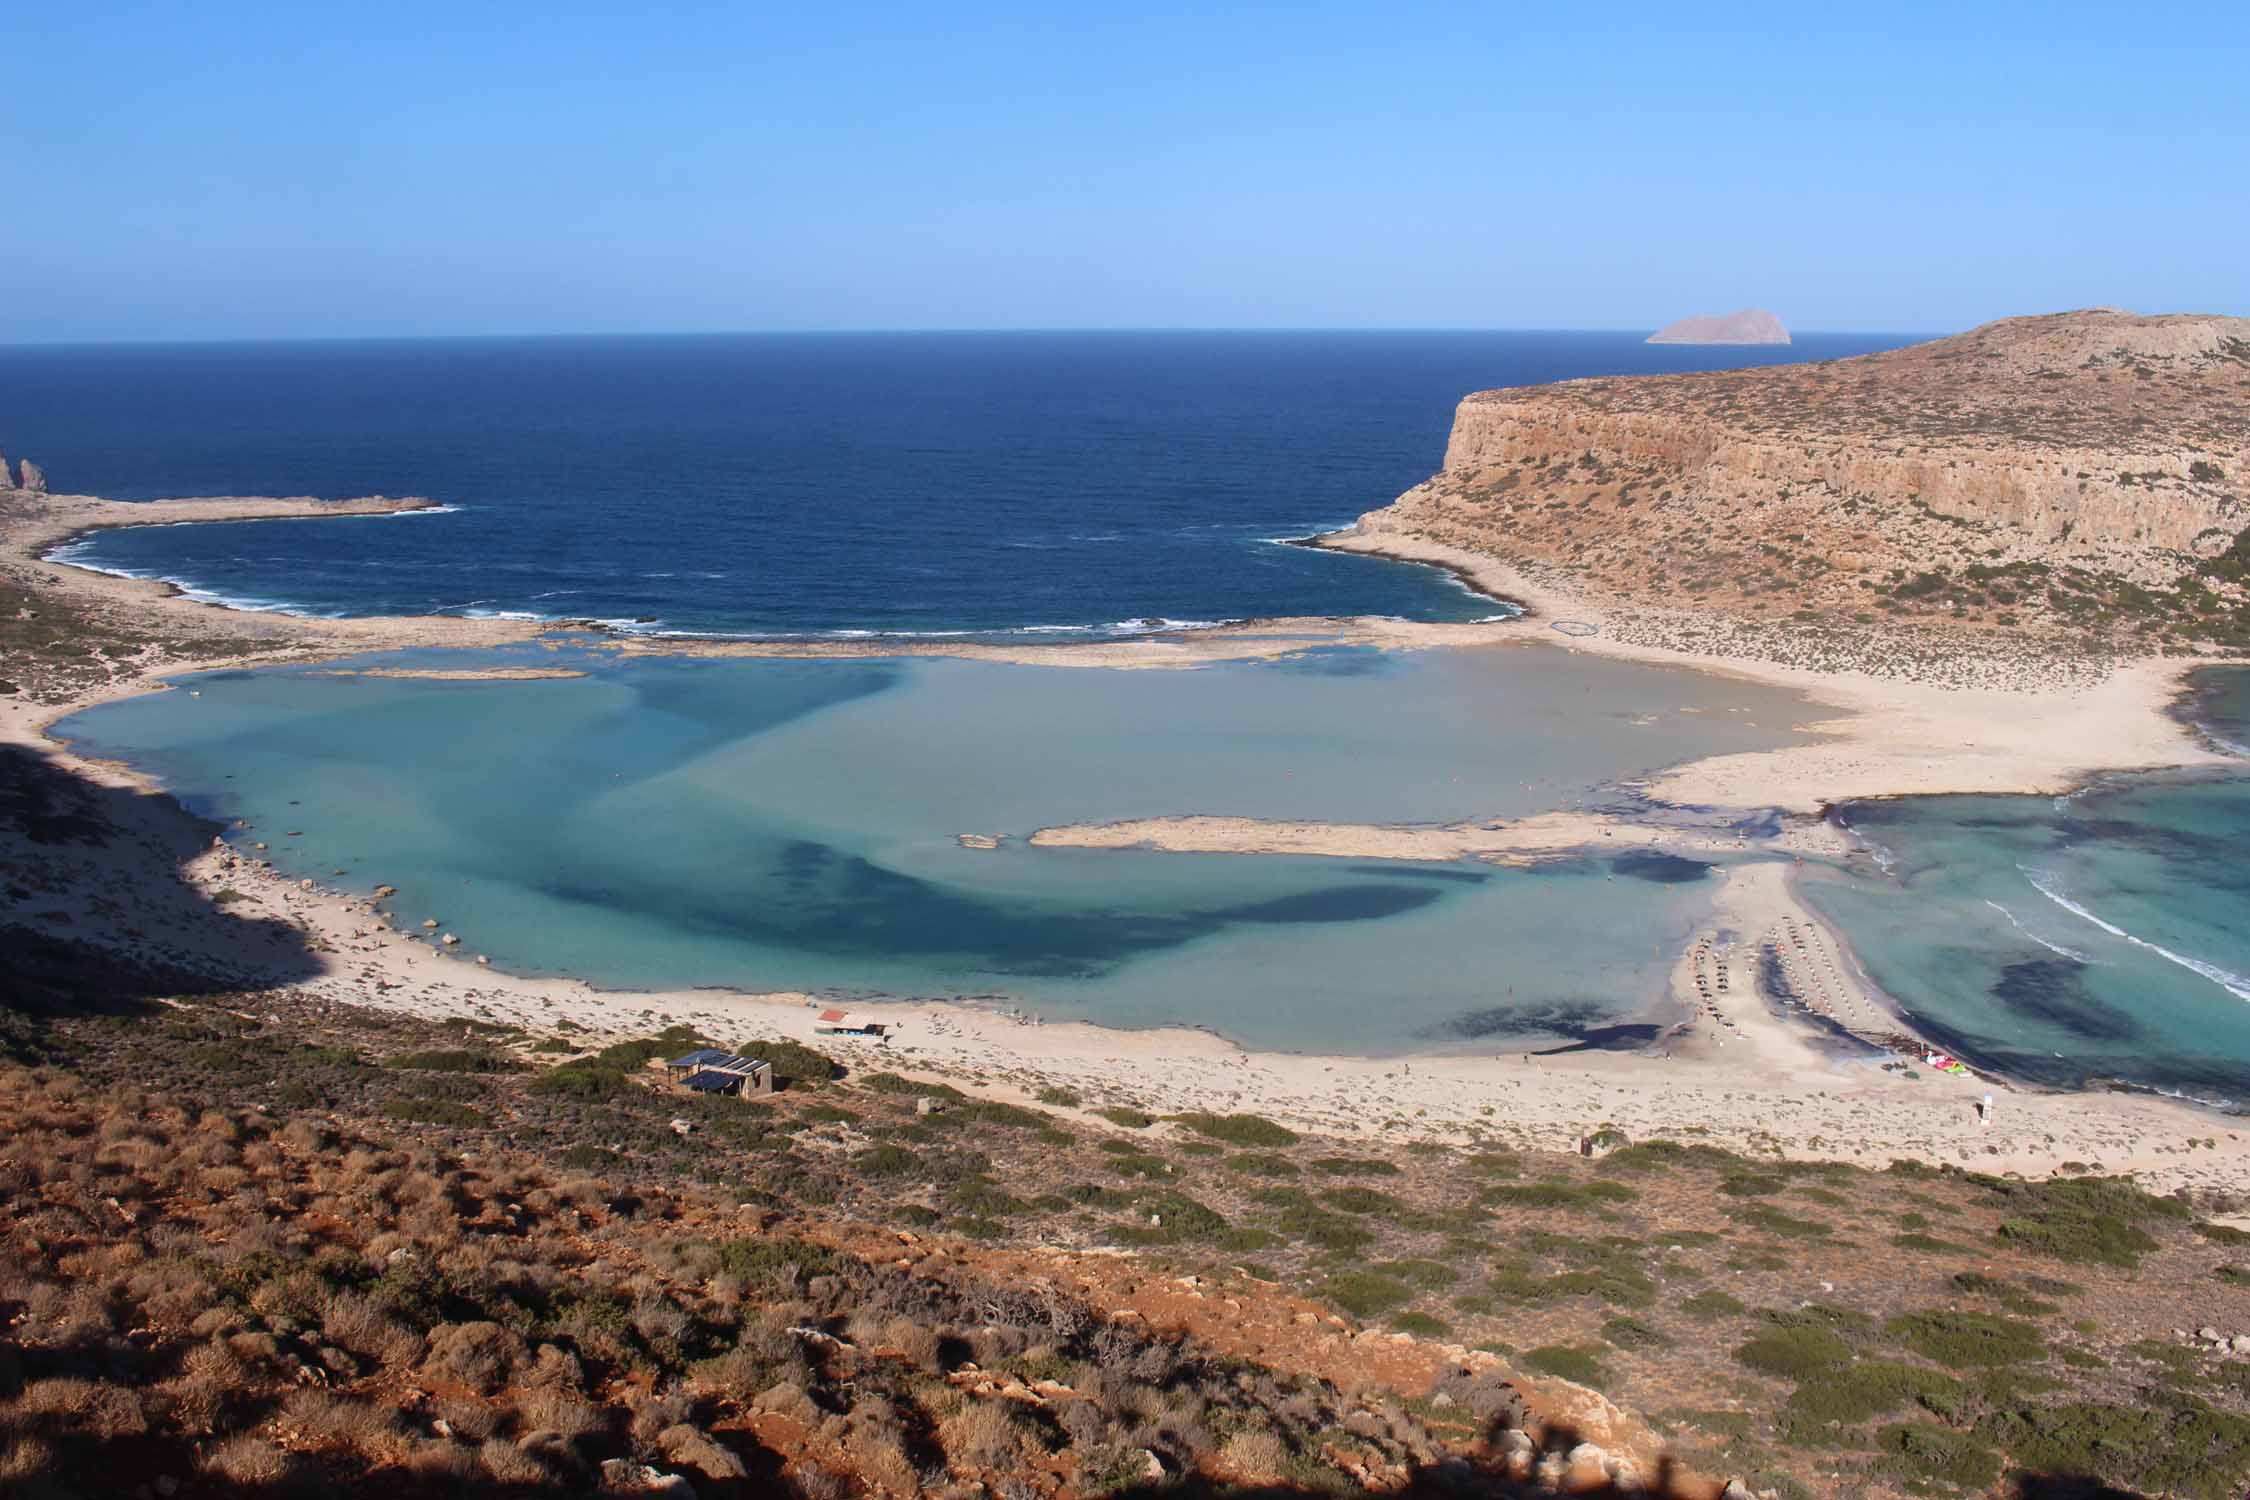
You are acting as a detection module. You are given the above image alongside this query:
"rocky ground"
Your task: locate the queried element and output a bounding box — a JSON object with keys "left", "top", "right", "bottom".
{"left": 7, "top": 959, "right": 2250, "bottom": 1499}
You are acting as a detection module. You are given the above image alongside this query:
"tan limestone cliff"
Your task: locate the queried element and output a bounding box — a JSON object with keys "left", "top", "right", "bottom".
{"left": 1339, "top": 309, "right": 2250, "bottom": 663}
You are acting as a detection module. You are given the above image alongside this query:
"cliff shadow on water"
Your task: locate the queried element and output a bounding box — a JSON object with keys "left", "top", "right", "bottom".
{"left": 0, "top": 743, "right": 327, "bottom": 1055}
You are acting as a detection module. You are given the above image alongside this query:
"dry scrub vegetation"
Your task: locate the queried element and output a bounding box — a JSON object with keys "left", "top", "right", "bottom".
{"left": 5, "top": 981, "right": 2250, "bottom": 1498}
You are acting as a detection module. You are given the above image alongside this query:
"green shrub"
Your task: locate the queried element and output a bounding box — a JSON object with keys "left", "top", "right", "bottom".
{"left": 391, "top": 1047, "right": 517, "bottom": 1073}
{"left": 737, "top": 1037, "right": 841, "bottom": 1088}
{"left": 1729, "top": 1203, "right": 1831, "bottom": 1239}
{"left": 1269, "top": 1203, "right": 1374, "bottom": 1254}
{"left": 716, "top": 1236, "right": 844, "bottom": 1287}
{"left": 1391, "top": 1311, "right": 1451, "bottom": 1338}
{"left": 593, "top": 1025, "right": 708, "bottom": 1070}
{"left": 530, "top": 1063, "right": 628, "bottom": 1098}
{"left": 1523, "top": 1345, "right": 1611, "bottom": 1389}
{"left": 1978, "top": 1174, "right": 2184, "bottom": 1268}
{"left": 1310, "top": 1156, "right": 1399, "bottom": 1177}
{"left": 1229, "top": 1153, "right": 1299, "bottom": 1178}
{"left": 1036, "top": 1085, "right": 1081, "bottom": 1106}
{"left": 1681, "top": 1290, "right": 1747, "bottom": 1321}
{"left": 1097, "top": 1106, "right": 1154, "bottom": 1128}
{"left": 861, "top": 1071, "right": 965, "bottom": 1101}
{"left": 1995, "top": 1212, "right": 2159, "bottom": 1267}
{"left": 382, "top": 1095, "right": 489, "bottom": 1129}
{"left": 1323, "top": 1271, "right": 1412, "bottom": 1318}
{"left": 1890, "top": 1232, "right": 1964, "bottom": 1253}
{"left": 1784, "top": 1362, "right": 1961, "bottom": 1432}
{"left": 855, "top": 1144, "right": 921, "bottom": 1177}
{"left": 1735, "top": 1325, "right": 1854, "bottom": 1380}
{"left": 1373, "top": 1259, "right": 1459, "bottom": 1289}
{"left": 1479, "top": 1182, "right": 1581, "bottom": 1209}
{"left": 1976, "top": 1392, "right": 2250, "bottom": 1498}
{"left": 1321, "top": 1186, "right": 1404, "bottom": 1215}
{"left": 1875, "top": 1423, "right": 2001, "bottom": 1489}
{"left": 1599, "top": 1139, "right": 1738, "bottom": 1173}
{"left": 1216, "top": 1226, "right": 1282, "bottom": 1253}
{"left": 1169, "top": 1111, "right": 1298, "bottom": 1147}
{"left": 950, "top": 1178, "right": 1031, "bottom": 1218}
{"left": 1601, "top": 1315, "right": 1672, "bottom": 1350}
{"left": 1886, "top": 1309, "right": 2045, "bottom": 1369}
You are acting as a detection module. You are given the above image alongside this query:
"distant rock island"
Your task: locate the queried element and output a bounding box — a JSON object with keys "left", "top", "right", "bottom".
{"left": 1646, "top": 309, "right": 1790, "bottom": 345}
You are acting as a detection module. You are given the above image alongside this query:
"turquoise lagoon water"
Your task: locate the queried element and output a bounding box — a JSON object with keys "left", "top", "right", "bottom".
{"left": 1802, "top": 669, "right": 2250, "bottom": 1102}
{"left": 54, "top": 643, "right": 1818, "bottom": 1054}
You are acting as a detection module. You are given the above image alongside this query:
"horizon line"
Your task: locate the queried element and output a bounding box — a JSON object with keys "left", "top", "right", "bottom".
{"left": 0, "top": 324, "right": 1944, "bottom": 352}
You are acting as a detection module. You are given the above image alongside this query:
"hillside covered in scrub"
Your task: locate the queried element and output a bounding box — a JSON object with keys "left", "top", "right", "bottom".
{"left": 1343, "top": 310, "right": 2250, "bottom": 676}
{"left": 5, "top": 960, "right": 2250, "bottom": 1499}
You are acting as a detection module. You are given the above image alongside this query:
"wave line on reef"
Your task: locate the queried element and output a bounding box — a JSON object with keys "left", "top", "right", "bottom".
{"left": 2019, "top": 865, "right": 2250, "bottom": 1002}
{"left": 1982, "top": 900, "right": 2094, "bottom": 963}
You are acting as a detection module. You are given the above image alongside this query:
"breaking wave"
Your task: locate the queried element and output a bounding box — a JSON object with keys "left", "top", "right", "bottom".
{"left": 2020, "top": 865, "right": 2250, "bottom": 1003}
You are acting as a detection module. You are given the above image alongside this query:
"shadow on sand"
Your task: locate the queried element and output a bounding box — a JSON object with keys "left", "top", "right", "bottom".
{"left": 0, "top": 741, "right": 325, "bottom": 1044}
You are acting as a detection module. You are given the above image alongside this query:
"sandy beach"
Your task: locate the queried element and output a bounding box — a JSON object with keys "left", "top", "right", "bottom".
{"left": 7, "top": 489, "right": 2250, "bottom": 1196}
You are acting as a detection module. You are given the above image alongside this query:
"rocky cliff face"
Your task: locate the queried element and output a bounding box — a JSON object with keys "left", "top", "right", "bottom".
{"left": 1352, "top": 310, "right": 2250, "bottom": 651}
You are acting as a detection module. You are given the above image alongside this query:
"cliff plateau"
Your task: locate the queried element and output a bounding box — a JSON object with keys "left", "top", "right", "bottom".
{"left": 1341, "top": 310, "right": 2250, "bottom": 673}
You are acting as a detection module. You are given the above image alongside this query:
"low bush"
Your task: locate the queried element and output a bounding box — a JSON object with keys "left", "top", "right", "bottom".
{"left": 1680, "top": 1289, "right": 1747, "bottom": 1321}
{"left": 1735, "top": 1325, "right": 1854, "bottom": 1380}
{"left": 1783, "top": 1362, "right": 1961, "bottom": 1433}
{"left": 1169, "top": 1111, "right": 1298, "bottom": 1147}
{"left": 1885, "top": 1309, "right": 2046, "bottom": 1369}
{"left": 390, "top": 1048, "right": 516, "bottom": 1073}
{"left": 1523, "top": 1345, "right": 1611, "bottom": 1389}
{"left": 736, "top": 1038, "right": 841, "bottom": 1088}
{"left": 381, "top": 1095, "right": 489, "bottom": 1129}
{"left": 1322, "top": 1272, "right": 1412, "bottom": 1319}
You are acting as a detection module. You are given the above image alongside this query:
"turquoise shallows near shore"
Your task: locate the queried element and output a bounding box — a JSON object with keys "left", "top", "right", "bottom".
{"left": 56, "top": 644, "right": 1819, "bottom": 1054}
{"left": 1804, "top": 669, "right": 2250, "bottom": 1103}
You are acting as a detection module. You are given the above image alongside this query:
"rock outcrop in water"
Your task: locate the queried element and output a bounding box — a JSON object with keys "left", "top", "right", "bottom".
{"left": 1341, "top": 309, "right": 2250, "bottom": 666}
{"left": 1646, "top": 308, "right": 1790, "bottom": 344}
{"left": 16, "top": 459, "right": 45, "bottom": 494}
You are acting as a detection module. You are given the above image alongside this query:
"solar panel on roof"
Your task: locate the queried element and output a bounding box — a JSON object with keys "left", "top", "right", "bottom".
{"left": 681, "top": 1070, "right": 739, "bottom": 1091}
{"left": 668, "top": 1048, "right": 729, "bottom": 1068}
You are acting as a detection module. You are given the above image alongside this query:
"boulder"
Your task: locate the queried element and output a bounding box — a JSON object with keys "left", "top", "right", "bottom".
{"left": 18, "top": 459, "right": 44, "bottom": 493}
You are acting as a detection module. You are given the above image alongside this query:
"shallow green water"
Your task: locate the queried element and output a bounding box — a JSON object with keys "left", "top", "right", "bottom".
{"left": 56, "top": 643, "right": 1815, "bottom": 1053}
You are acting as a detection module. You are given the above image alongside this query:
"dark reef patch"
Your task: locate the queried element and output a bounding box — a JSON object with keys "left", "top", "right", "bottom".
{"left": 1607, "top": 851, "right": 1713, "bottom": 884}
{"left": 1988, "top": 957, "right": 2140, "bottom": 1043}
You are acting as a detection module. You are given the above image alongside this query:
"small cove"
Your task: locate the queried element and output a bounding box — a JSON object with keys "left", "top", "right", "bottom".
{"left": 1803, "top": 669, "right": 2250, "bottom": 1104}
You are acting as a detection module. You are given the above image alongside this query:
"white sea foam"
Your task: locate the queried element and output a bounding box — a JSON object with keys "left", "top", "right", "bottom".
{"left": 2020, "top": 865, "right": 2250, "bottom": 1002}
{"left": 1982, "top": 900, "right": 2094, "bottom": 963}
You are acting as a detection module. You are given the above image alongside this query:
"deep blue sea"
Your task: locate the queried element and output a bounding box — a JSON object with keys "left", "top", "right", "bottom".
{"left": 1, "top": 331, "right": 1908, "bottom": 635}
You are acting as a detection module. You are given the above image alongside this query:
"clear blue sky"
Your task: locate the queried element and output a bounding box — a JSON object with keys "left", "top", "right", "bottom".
{"left": 5, "top": 2, "right": 2243, "bottom": 341}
